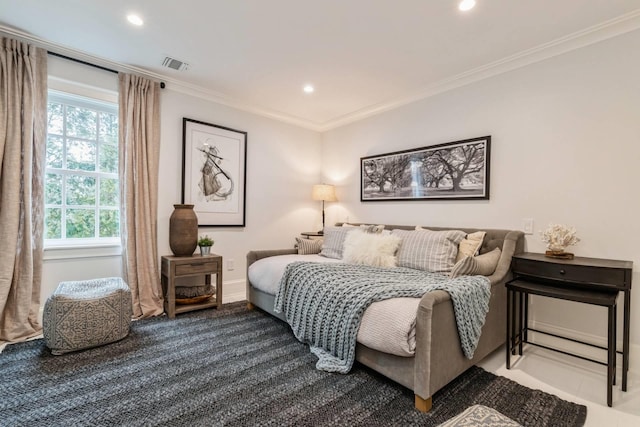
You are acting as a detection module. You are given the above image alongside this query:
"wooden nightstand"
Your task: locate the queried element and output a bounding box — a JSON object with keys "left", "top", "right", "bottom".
{"left": 161, "top": 254, "right": 223, "bottom": 319}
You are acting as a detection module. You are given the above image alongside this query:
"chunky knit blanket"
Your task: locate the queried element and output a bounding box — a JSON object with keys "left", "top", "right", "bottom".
{"left": 274, "top": 262, "right": 491, "bottom": 374}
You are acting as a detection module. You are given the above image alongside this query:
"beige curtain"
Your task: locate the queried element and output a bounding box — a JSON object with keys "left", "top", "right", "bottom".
{"left": 0, "top": 38, "right": 47, "bottom": 347}
{"left": 118, "top": 73, "right": 163, "bottom": 318}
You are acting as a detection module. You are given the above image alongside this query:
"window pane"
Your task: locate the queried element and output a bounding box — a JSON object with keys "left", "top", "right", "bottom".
{"left": 99, "top": 209, "right": 120, "bottom": 238}
{"left": 67, "top": 139, "right": 96, "bottom": 171}
{"left": 66, "top": 175, "right": 96, "bottom": 206}
{"left": 66, "top": 209, "right": 95, "bottom": 238}
{"left": 99, "top": 142, "right": 118, "bottom": 173}
{"left": 99, "top": 112, "right": 118, "bottom": 144}
{"left": 47, "top": 102, "right": 63, "bottom": 135}
{"left": 45, "top": 173, "right": 62, "bottom": 205}
{"left": 45, "top": 208, "right": 62, "bottom": 239}
{"left": 99, "top": 178, "right": 119, "bottom": 206}
{"left": 46, "top": 135, "right": 64, "bottom": 168}
{"left": 66, "top": 105, "right": 97, "bottom": 139}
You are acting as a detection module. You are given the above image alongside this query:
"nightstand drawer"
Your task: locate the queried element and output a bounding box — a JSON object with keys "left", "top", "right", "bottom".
{"left": 175, "top": 261, "right": 217, "bottom": 276}
{"left": 512, "top": 257, "right": 627, "bottom": 289}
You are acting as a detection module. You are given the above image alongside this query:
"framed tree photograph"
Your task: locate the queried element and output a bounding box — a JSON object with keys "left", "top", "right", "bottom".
{"left": 361, "top": 136, "right": 490, "bottom": 201}
{"left": 182, "top": 118, "right": 247, "bottom": 226}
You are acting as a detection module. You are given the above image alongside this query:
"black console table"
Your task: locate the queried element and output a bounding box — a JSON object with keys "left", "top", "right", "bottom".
{"left": 506, "top": 252, "right": 633, "bottom": 407}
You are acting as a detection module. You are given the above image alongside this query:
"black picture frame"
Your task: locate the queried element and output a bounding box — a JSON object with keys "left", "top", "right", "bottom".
{"left": 361, "top": 136, "right": 490, "bottom": 201}
{"left": 182, "top": 118, "right": 247, "bottom": 226}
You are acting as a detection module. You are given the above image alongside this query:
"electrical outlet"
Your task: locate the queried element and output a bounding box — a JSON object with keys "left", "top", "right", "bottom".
{"left": 523, "top": 218, "right": 534, "bottom": 235}
{"left": 227, "top": 259, "right": 234, "bottom": 271}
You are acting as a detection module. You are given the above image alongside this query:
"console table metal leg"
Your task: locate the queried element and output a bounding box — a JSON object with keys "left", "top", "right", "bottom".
{"left": 623, "top": 289, "right": 630, "bottom": 391}
{"left": 518, "top": 292, "right": 524, "bottom": 356}
{"left": 506, "top": 288, "right": 512, "bottom": 369}
{"left": 523, "top": 292, "right": 529, "bottom": 343}
{"left": 613, "top": 304, "right": 617, "bottom": 387}
{"left": 607, "top": 303, "right": 616, "bottom": 407}
{"left": 511, "top": 290, "right": 517, "bottom": 356}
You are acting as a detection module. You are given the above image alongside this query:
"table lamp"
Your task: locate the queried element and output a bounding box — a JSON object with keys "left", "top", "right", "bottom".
{"left": 312, "top": 184, "right": 337, "bottom": 234}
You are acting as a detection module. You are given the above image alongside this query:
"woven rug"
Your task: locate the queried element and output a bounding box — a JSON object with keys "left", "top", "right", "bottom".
{"left": 0, "top": 302, "right": 586, "bottom": 426}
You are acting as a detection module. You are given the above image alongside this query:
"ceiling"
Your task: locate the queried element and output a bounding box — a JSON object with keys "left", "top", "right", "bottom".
{"left": 1, "top": 1, "right": 639, "bottom": 131}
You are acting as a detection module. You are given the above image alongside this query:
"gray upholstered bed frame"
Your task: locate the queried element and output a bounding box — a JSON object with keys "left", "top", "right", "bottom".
{"left": 246, "top": 223, "right": 525, "bottom": 412}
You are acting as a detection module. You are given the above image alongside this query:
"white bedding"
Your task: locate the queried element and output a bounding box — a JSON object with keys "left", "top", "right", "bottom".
{"left": 248, "top": 255, "right": 420, "bottom": 357}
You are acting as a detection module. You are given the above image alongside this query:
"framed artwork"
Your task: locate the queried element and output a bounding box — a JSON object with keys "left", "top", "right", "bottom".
{"left": 182, "top": 118, "right": 247, "bottom": 226}
{"left": 361, "top": 136, "right": 490, "bottom": 201}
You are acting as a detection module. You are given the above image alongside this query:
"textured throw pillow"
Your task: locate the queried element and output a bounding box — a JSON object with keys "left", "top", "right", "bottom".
{"left": 393, "top": 229, "right": 466, "bottom": 273}
{"left": 450, "top": 247, "right": 502, "bottom": 278}
{"left": 455, "top": 231, "right": 487, "bottom": 262}
{"left": 342, "top": 229, "right": 401, "bottom": 268}
{"left": 343, "top": 223, "right": 385, "bottom": 234}
{"left": 360, "top": 224, "right": 385, "bottom": 234}
{"left": 320, "top": 226, "right": 354, "bottom": 259}
{"left": 295, "top": 237, "right": 323, "bottom": 255}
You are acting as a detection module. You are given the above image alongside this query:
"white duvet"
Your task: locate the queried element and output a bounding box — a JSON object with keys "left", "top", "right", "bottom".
{"left": 248, "top": 255, "right": 421, "bottom": 357}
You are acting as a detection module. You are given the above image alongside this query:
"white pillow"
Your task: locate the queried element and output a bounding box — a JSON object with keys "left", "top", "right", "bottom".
{"left": 343, "top": 229, "right": 401, "bottom": 268}
{"left": 393, "top": 228, "right": 466, "bottom": 273}
{"left": 450, "top": 247, "right": 502, "bottom": 278}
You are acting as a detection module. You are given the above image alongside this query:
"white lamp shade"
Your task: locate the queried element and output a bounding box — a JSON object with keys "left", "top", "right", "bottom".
{"left": 312, "top": 184, "right": 337, "bottom": 202}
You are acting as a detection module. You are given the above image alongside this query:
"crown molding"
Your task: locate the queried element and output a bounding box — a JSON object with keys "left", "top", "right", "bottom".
{"left": 3, "top": 9, "right": 640, "bottom": 134}
{"left": 317, "top": 9, "right": 640, "bottom": 131}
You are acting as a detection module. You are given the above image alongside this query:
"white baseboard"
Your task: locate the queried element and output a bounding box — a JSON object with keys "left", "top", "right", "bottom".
{"left": 223, "top": 279, "right": 246, "bottom": 303}
{"left": 529, "top": 319, "right": 640, "bottom": 376}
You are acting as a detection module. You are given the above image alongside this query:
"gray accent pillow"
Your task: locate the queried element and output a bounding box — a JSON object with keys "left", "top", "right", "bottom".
{"left": 295, "top": 237, "right": 323, "bottom": 255}
{"left": 393, "top": 229, "right": 466, "bottom": 273}
{"left": 450, "top": 247, "right": 502, "bottom": 278}
{"left": 320, "top": 226, "right": 354, "bottom": 259}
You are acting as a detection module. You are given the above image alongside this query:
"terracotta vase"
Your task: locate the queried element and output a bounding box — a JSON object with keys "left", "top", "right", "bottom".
{"left": 169, "top": 204, "right": 198, "bottom": 256}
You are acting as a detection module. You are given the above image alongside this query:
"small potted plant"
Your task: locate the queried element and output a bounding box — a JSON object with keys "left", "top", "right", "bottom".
{"left": 197, "top": 234, "right": 214, "bottom": 256}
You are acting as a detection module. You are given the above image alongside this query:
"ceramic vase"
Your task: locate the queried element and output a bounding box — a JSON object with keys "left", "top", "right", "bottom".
{"left": 169, "top": 204, "right": 198, "bottom": 256}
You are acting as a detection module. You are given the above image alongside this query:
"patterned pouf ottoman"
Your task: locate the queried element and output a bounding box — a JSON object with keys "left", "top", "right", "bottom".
{"left": 43, "top": 277, "right": 132, "bottom": 355}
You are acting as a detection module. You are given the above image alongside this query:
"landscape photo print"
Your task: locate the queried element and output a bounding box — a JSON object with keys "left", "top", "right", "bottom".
{"left": 361, "top": 136, "right": 490, "bottom": 201}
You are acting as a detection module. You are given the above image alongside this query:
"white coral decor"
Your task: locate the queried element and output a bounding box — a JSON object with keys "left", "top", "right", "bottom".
{"left": 540, "top": 224, "right": 580, "bottom": 252}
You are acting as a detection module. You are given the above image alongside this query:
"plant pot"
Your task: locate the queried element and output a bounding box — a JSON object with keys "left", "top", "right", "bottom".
{"left": 200, "top": 245, "right": 211, "bottom": 256}
{"left": 169, "top": 204, "right": 198, "bottom": 256}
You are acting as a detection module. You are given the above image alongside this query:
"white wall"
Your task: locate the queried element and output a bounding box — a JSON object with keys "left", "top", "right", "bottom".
{"left": 322, "top": 30, "right": 640, "bottom": 359}
{"left": 42, "top": 56, "right": 322, "bottom": 305}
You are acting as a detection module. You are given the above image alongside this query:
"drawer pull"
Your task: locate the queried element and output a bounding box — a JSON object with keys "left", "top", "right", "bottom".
{"left": 190, "top": 263, "right": 205, "bottom": 267}
{"left": 559, "top": 269, "right": 566, "bottom": 275}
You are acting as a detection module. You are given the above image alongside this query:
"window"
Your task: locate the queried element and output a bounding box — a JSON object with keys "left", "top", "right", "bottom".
{"left": 45, "top": 91, "right": 119, "bottom": 245}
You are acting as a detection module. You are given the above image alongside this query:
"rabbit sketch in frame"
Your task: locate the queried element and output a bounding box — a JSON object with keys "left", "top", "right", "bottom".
{"left": 197, "top": 140, "right": 234, "bottom": 201}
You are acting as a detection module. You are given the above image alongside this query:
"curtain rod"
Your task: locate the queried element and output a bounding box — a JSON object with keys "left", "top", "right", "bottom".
{"left": 47, "top": 51, "right": 166, "bottom": 89}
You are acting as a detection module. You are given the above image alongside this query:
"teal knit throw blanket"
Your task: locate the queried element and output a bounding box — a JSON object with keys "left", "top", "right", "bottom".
{"left": 274, "top": 262, "right": 491, "bottom": 374}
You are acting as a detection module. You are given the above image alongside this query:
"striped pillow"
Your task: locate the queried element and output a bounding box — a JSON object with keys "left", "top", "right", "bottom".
{"left": 295, "top": 237, "right": 323, "bottom": 255}
{"left": 393, "top": 229, "right": 466, "bottom": 273}
{"left": 450, "top": 247, "right": 502, "bottom": 278}
{"left": 320, "top": 226, "right": 354, "bottom": 259}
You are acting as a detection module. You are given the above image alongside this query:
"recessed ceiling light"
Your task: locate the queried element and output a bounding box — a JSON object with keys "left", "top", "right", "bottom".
{"left": 458, "top": 0, "right": 476, "bottom": 12}
{"left": 127, "top": 14, "right": 144, "bottom": 26}
{"left": 303, "top": 84, "right": 314, "bottom": 94}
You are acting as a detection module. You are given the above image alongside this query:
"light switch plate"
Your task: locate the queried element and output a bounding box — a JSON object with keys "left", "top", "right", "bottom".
{"left": 523, "top": 218, "right": 534, "bottom": 235}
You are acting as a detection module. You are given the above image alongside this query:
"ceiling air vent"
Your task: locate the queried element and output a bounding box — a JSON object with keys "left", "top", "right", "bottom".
{"left": 162, "top": 56, "right": 189, "bottom": 71}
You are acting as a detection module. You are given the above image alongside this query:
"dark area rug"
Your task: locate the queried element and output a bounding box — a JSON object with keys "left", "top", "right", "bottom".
{"left": 0, "top": 302, "right": 586, "bottom": 426}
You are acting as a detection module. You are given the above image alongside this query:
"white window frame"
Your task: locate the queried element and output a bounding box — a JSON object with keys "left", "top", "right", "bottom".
{"left": 44, "top": 88, "right": 121, "bottom": 250}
